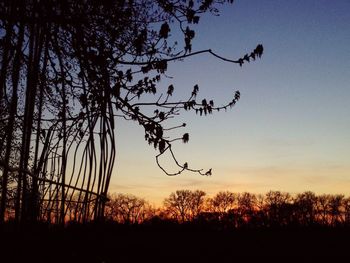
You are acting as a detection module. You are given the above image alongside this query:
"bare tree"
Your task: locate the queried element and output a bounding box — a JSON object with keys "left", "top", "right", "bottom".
{"left": 294, "top": 191, "right": 317, "bottom": 226}
{"left": 316, "top": 194, "right": 331, "bottom": 225}
{"left": 343, "top": 197, "right": 350, "bottom": 225}
{"left": 106, "top": 193, "right": 154, "bottom": 224}
{"left": 236, "top": 192, "right": 257, "bottom": 226}
{"left": 264, "top": 191, "right": 292, "bottom": 226}
{"left": 163, "top": 190, "right": 207, "bottom": 222}
{"left": 328, "top": 194, "right": 344, "bottom": 226}
{"left": 188, "top": 190, "right": 206, "bottom": 220}
{"left": 208, "top": 191, "right": 237, "bottom": 220}
{"left": 164, "top": 190, "right": 192, "bottom": 222}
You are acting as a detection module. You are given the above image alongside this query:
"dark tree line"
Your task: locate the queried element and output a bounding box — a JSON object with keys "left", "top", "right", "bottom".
{"left": 0, "top": 0, "right": 263, "bottom": 224}
{"left": 1, "top": 191, "right": 349, "bottom": 263}
{"left": 104, "top": 190, "right": 350, "bottom": 228}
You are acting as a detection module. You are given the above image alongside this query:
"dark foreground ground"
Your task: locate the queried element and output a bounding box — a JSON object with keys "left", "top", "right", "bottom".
{"left": 1, "top": 223, "right": 350, "bottom": 263}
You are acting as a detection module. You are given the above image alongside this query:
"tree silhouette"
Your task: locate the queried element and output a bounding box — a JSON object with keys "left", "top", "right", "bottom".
{"left": 187, "top": 190, "right": 207, "bottom": 220}
{"left": 208, "top": 191, "right": 236, "bottom": 221}
{"left": 0, "top": 0, "right": 263, "bottom": 224}
{"left": 294, "top": 191, "right": 317, "bottom": 226}
{"left": 316, "top": 194, "right": 332, "bottom": 225}
{"left": 164, "top": 190, "right": 192, "bottom": 222}
{"left": 343, "top": 197, "right": 350, "bottom": 225}
{"left": 328, "top": 194, "right": 344, "bottom": 226}
{"left": 264, "top": 191, "right": 292, "bottom": 227}
{"left": 236, "top": 192, "right": 257, "bottom": 226}
{"left": 163, "top": 189, "right": 207, "bottom": 222}
{"left": 105, "top": 193, "right": 154, "bottom": 224}
{"left": 84, "top": 190, "right": 350, "bottom": 229}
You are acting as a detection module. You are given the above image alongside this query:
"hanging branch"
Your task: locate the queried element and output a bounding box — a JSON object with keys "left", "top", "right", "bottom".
{"left": 0, "top": 0, "right": 263, "bottom": 224}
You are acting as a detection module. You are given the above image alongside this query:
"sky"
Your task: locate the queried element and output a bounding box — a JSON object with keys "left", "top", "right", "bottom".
{"left": 110, "top": 0, "right": 350, "bottom": 205}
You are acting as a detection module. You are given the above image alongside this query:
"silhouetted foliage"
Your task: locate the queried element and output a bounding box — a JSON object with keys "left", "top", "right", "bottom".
{"left": 294, "top": 191, "right": 317, "bottom": 226}
{"left": 105, "top": 193, "right": 154, "bottom": 224}
{"left": 0, "top": 0, "right": 263, "bottom": 224}
{"left": 2, "top": 190, "right": 350, "bottom": 262}
{"left": 163, "top": 189, "right": 206, "bottom": 222}
{"left": 99, "top": 190, "right": 350, "bottom": 229}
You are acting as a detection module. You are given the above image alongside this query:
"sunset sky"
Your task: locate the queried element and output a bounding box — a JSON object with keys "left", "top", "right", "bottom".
{"left": 110, "top": 0, "right": 350, "bottom": 205}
